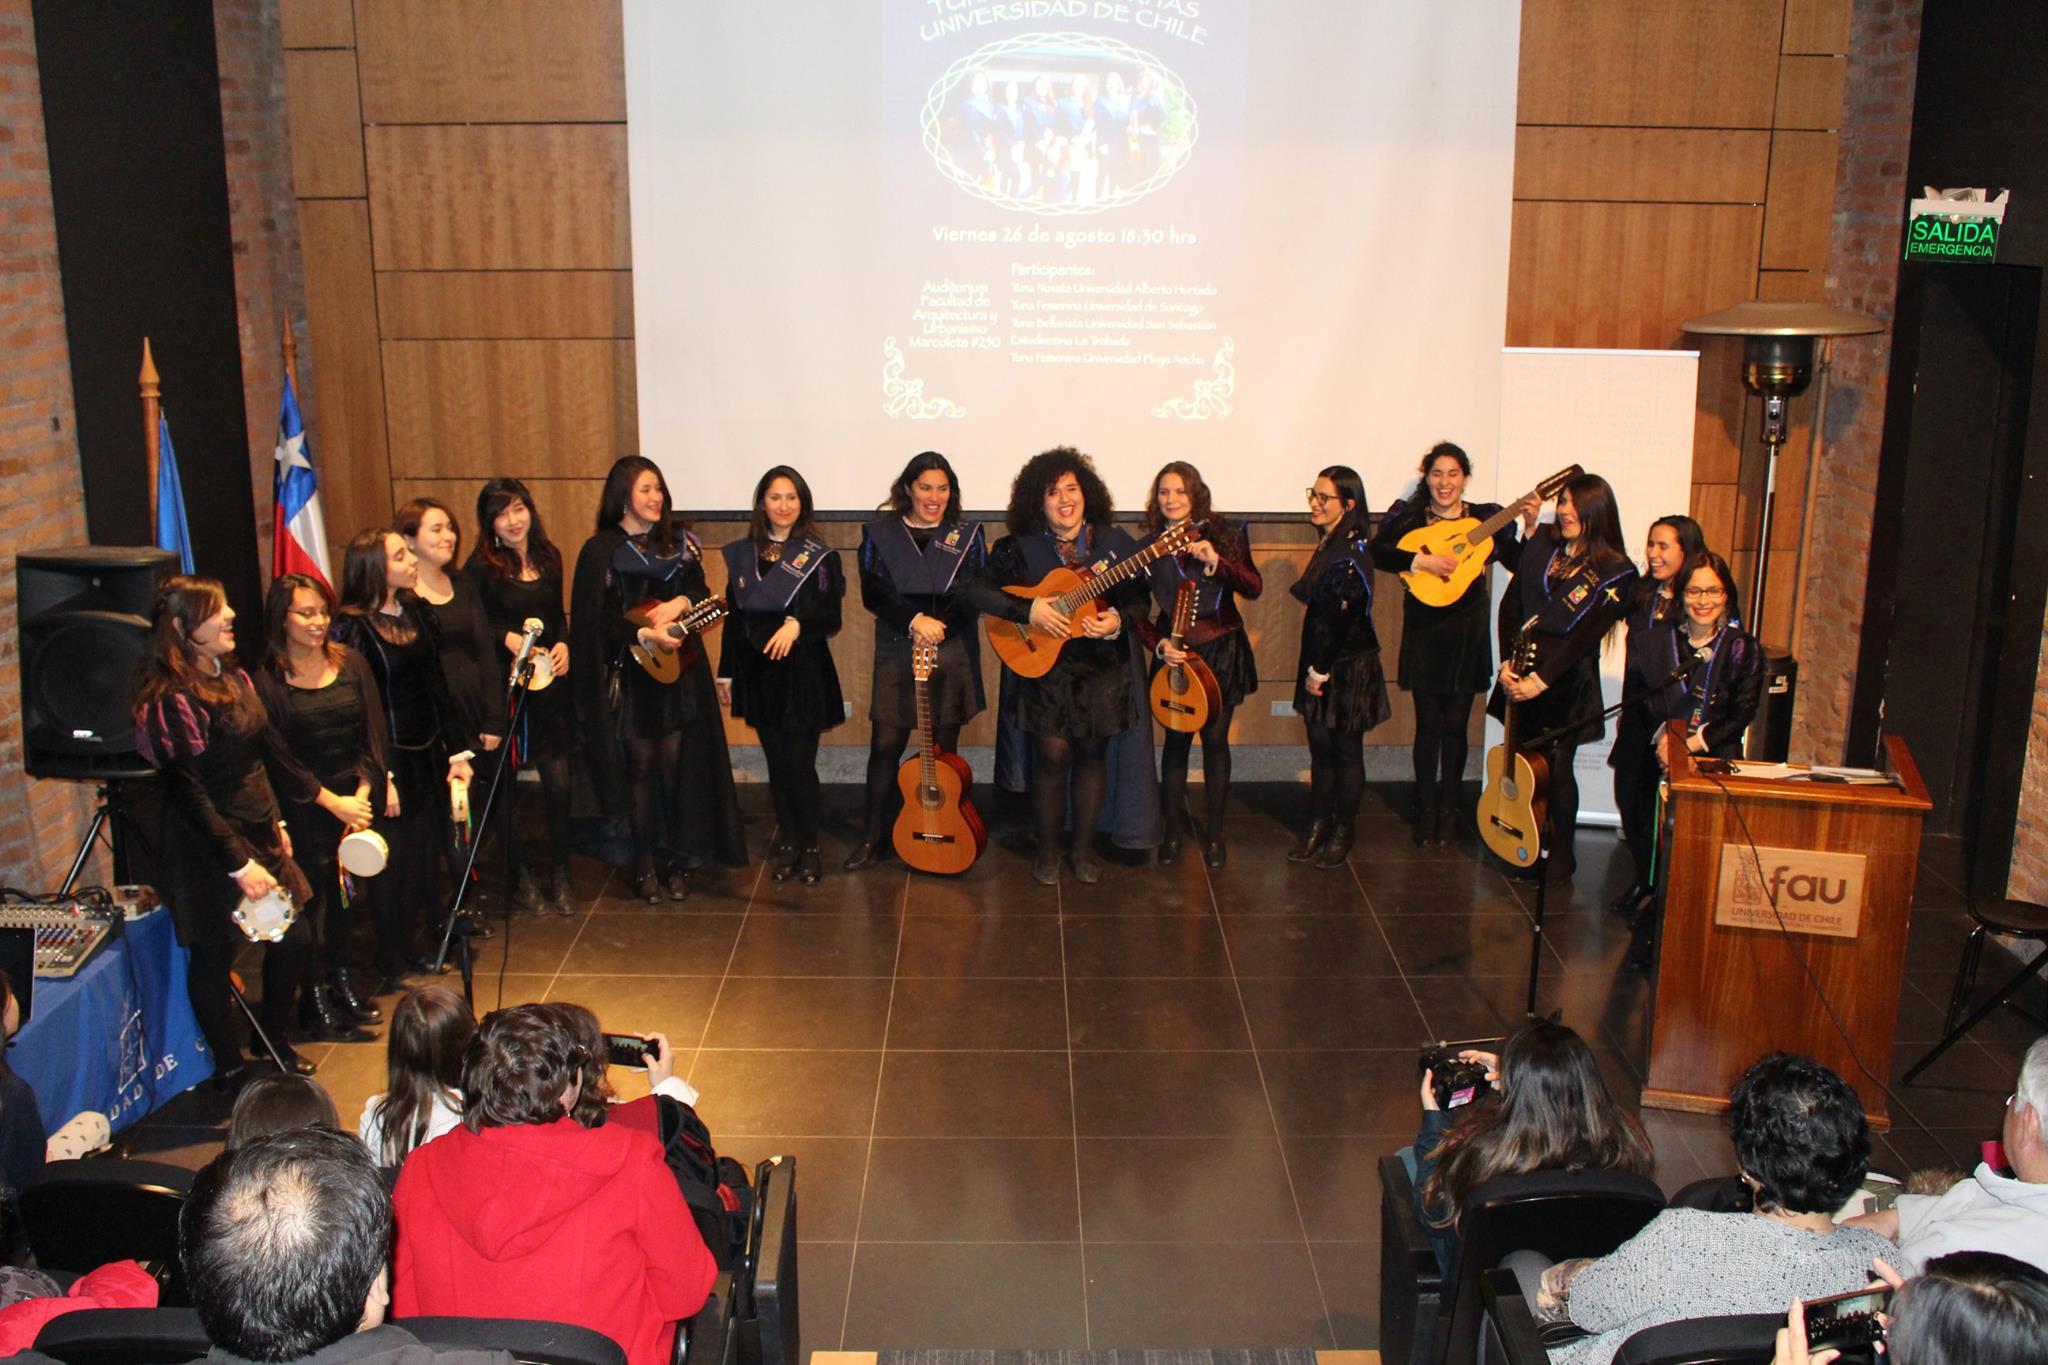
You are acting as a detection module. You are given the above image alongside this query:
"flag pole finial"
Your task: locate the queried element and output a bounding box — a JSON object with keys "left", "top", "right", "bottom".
{"left": 140, "top": 337, "right": 161, "bottom": 530}
{"left": 280, "top": 320, "right": 299, "bottom": 392}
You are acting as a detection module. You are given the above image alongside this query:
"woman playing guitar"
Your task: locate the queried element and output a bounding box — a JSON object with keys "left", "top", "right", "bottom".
{"left": 1288, "top": 466, "right": 1392, "bottom": 869}
{"left": 1370, "top": 442, "right": 1539, "bottom": 847}
{"left": 717, "top": 466, "right": 845, "bottom": 885}
{"left": 1135, "top": 461, "right": 1261, "bottom": 868}
{"left": 1488, "top": 473, "right": 1637, "bottom": 882}
{"left": 966, "top": 447, "right": 1146, "bottom": 885}
{"left": 847, "top": 451, "right": 987, "bottom": 871}
{"left": 570, "top": 456, "right": 746, "bottom": 902}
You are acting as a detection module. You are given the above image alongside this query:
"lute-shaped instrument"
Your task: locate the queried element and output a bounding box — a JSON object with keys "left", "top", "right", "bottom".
{"left": 1398, "top": 464, "right": 1582, "bottom": 608}
{"left": 1147, "top": 579, "right": 1221, "bottom": 733}
{"left": 625, "top": 596, "right": 730, "bottom": 684}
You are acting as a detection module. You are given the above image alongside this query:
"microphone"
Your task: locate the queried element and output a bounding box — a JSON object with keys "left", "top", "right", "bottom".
{"left": 511, "top": 618, "right": 545, "bottom": 677}
{"left": 1661, "top": 644, "right": 1713, "bottom": 687}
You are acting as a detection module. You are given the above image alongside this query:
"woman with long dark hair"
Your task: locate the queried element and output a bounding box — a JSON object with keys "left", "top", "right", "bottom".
{"left": 1411, "top": 1021, "right": 1655, "bottom": 1274}
{"left": 253, "top": 572, "right": 383, "bottom": 1041}
{"left": 716, "top": 466, "right": 845, "bottom": 884}
{"left": 966, "top": 447, "right": 1147, "bottom": 885}
{"left": 398, "top": 498, "right": 503, "bottom": 765}
{"left": 847, "top": 451, "right": 986, "bottom": 870}
{"left": 572, "top": 457, "right": 747, "bottom": 901}
{"left": 1489, "top": 472, "right": 1637, "bottom": 881}
{"left": 1136, "top": 460, "right": 1260, "bottom": 867}
{"left": 134, "top": 576, "right": 319, "bottom": 1079}
{"left": 332, "top": 530, "right": 476, "bottom": 992}
{"left": 1610, "top": 514, "right": 1707, "bottom": 913}
{"left": 358, "top": 984, "right": 476, "bottom": 1167}
{"left": 1288, "top": 465, "right": 1391, "bottom": 868}
{"left": 1371, "top": 442, "right": 1537, "bottom": 847}
{"left": 463, "top": 479, "right": 575, "bottom": 913}
{"left": 1650, "top": 552, "right": 1765, "bottom": 764}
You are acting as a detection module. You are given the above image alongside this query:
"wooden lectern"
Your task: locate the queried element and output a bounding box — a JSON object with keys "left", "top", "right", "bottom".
{"left": 1644, "top": 732, "right": 1931, "bottom": 1129}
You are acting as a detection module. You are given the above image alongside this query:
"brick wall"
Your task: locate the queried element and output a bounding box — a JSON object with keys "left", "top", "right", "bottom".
{"left": 2014, "top": 610, "right": 2048, "bottom": 901}
{"left": 0, "top": 0, "right": 95, "bottom": 887}
{"left": 1790, "top": 0, "right": 1922, "bottom": 763}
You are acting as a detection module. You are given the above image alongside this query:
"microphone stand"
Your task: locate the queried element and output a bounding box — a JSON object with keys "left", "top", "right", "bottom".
{"left": 432, "top": 648, "right": 540, "bottom": 1007}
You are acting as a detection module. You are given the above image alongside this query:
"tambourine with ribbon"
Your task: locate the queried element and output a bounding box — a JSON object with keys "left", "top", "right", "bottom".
{"left": 232, "top": 886, "right": 299, "bottom": 944}
{"left": 338, "top": 829, "right": 390, "bottom": 877}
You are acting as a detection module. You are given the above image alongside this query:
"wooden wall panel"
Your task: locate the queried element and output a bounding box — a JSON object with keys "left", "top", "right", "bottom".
{"left": 279, "top": 0, "right": 353, "bottom": 49}
{"left": 283, "top": 50, "right": 366, "bottom": 198}
{"left": 1690, "top": 335, "right": 1750, "bottom": 485}
{"left": 1780, "top": 0, "right": 1853, "bottom": 55}
{"left": 1775, "top": 56, "right": 1847, "bottom": 129}
{"left": 299, "top": 201, "right": 391, "bottom": 566}
{"left": 376, "top": 272, "right": 634, "bottom": 340}
{"left": 1513, "top": 128, "right": 1769, "bottom": 202}
{"left": 1517, "top": 0, "right": 1782, "bottom": 128}
{"left": 1757, "top": 269, "right": 1821, "bottom": 301}
{"left": 1690, "top": 482, "right": 1740, "bottom": 553}
{"left": 365, "top": 125, "right": 630, "bottom": 271}
{"left": 1761, "top": 131, "right": 1839, "bottom": 270}
{"left": 382, "top": 340, "right": 637, "bottom": 479}
{"left": 1506, "top": 202, "right": 1764, "bottom": 348}
{"left": 355, "top": 0, "right": 626, "bottom": 124}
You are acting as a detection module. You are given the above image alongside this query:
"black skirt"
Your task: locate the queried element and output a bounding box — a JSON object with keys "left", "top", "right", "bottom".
{"left": 513, "top": 669, "right": 575, "bottom": 761}
{"left": 1294, "top": 651, "right": 1392, "bottom": 736}
{"left": 1015, "top": 636, "right": 1133, "bottom": 742}
{"left": 1397, "top": 591, "right": 1494, "bottom": 696}
{"left": 870, "top": 630, "right": 985, "bottom": 728}
{"left": 615, "top": 645, "right": 711, "bottom": 738}
{"left": 1487, "top": 655, "right": 1606, "bottom": 748}
{"left": 728, "top": 637, "right": 846, "bottom": 732}
{"left": 1190, "top": 630, "right": 1259, "bottom": 709}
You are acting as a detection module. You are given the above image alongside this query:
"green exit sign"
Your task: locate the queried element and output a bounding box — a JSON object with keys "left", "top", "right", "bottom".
{"left": 1904, "top": 189, "right": 2008, "bottom": 264}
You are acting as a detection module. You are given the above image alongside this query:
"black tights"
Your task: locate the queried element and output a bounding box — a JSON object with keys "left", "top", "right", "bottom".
{"left": 501, "top": 752, "right": 573, "bottom": 880}
{"left": 758, "top": 722, "right": 824, "bottom": 849}
{"left": 1033, "top": 734, "right": 1108, "bottom": 857}
{"left": 186, "top": 918, "right": 312, "bottom": 1065}
{"left": 860, "top": 720, "right": 963, "bottom": 846}
{"left": 1160, "top": 705, "right": 1235, "bottom": 841}
{"left": 1304, "top": 720, "right": 1365, "bottom": 828}
{"left": 625, "top": 733, "right": 683, "bottom": 877}
{"left": 1546, "top": 742, "right": 1582, "bottom": 870}
{"left": 1411, "top": 690, "right": 1476, "bottom": 815}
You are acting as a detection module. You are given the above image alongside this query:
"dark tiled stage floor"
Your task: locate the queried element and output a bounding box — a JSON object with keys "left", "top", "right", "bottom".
{"left": 123, "top": 783, "right": 2017, "bottom": 1355}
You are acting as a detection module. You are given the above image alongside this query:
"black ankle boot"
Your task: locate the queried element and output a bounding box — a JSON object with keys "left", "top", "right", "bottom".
{"left": 1313, "top": 824, "right": 1354, "bottom": 869}
{"left": 300, "top": 984, "right": 376, "bottom": 1043}
{"left": 770, "top": 843, "right": 800, "bottom": 882}
{"left": 1288, "top": 818, "right": 1333, "bottom": 862}
{"left": 1412, "top": 804, "right": 1435, "bottom": 846}
{"left": 328, "top": 969, "right": 382, "bottom": 1025}
{"left": 843, "top": 841, "right": 880, "bottom": 872}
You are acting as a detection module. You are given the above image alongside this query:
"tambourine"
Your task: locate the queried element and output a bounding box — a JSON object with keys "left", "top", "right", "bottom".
{"left": 233, "top": 886, "right": 299, "bottom": 943}
{"left": 449, "top": 777, "right": 470, "bottom": 825}
{"left": 338, "top": 829, "right": 390, "bottom": 877}
{"left": 515, "top": 649, "right": 556, "bottom": 692}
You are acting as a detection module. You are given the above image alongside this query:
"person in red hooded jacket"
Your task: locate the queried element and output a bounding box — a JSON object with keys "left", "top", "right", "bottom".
{"left": 391, "top": 1004, "right": 716, "bottom": 1365}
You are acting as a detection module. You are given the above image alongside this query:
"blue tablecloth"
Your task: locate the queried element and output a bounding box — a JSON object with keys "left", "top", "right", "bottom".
{"left": 13, "top": 906, "right": 213, "bottom": 1134}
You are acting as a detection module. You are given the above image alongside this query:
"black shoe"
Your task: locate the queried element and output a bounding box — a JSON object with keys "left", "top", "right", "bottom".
{"left": 458, "top": 908, "right": 494, "bottom": 940}
{"left": 210, "top": 1059, "right": 252, "bottom": 1092}
{"left": 800, "top": 848, "right": 823, "bottom": 885}
{"left": 1433, "top": 808, "right": 1457, "bottom": 847}
{"left": 513, "top": 870, "right": 547, "bottom": 916}
{"left": 268, "top": 1041, "right": 317, "bottom": 1077}
{"left": 1412, "top": 807, "right": 1434, "bottom": 846}
{"left": 300, "top": 985, "right": 376, "bottom": 1044}
{"left": 1313, "top": 827, "right": 1354, "bottom": 869}
{"left": 328, "top": 969, "right": 382, "bottom": 1025}
{"left": 843, "top": 841, "right": 879, "bottom": 872}
{"left": 1204, "top": 838, "right": 1227, "bottom": 869}
{"left": 1071, "top": 854, "right": 1102, "bottom": 885}
{"left": 1609, "top": 881, "right": 1650, "bottom": 915}
{"left": 1288, "top": 818, "right": 1333, "bottom": 863}
{"left": 770, "top": 844, "right": 800, "bottom": 882}
{"left": 664, "top": 871, "right": 690, "bottom": 903}
{"left": 550, "top": 865, "right": 576, "bottom": 916}
{"left": 1158, "top": 838, "right": 1183, "bottom": 866}
{"left": 1031, "top": 852, "right": 1060, "bottom": 886}
{"left": 634, "top": 872, "right": 663, "bottom": 904}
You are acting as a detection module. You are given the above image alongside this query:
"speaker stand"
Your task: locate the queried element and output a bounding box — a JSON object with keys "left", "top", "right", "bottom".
{"left": 59, "top": 782, "right": 141, "bottom": 896}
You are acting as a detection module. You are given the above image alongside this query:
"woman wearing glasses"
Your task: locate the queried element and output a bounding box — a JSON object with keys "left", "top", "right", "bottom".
{"left": 1287, "top": 467, "right": 1390, "bottom": 869}
{"left": 1644, "top": 551, "right": 1765, "bottom": 767}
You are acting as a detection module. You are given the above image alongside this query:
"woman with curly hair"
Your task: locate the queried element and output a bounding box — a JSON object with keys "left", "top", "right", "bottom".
{"left": 968, "top": 447, "right": 1149, "bottom": 884}
{"left": 1135, "top": 460, "right": 1260, "bottom": 867}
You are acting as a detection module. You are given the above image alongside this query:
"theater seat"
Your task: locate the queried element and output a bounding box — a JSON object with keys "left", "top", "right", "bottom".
{"left": 19, "top": 1160, "right": 194, "bottom": 1304}
{"left": 31, "top": 1306, "right": 209, "bottom": 1365}
{"left": 1481, "top": 1267, "right": 1780, "bottom": 1365}
{"left": 397, "top": 1316, "right": 627, "bottom": 1365}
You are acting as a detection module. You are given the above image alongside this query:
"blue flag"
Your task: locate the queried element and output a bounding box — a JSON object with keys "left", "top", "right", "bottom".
{"left": 155, "top": 413, "right": 194, "bottom": 573}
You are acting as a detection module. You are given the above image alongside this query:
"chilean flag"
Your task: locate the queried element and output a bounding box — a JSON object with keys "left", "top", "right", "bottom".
{"left": 273, "top": 375, "right": 332, "bottom": 588}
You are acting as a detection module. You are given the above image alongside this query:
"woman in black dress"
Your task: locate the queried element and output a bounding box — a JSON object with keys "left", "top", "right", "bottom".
{"left": 464, "top": 478, "right": 575, "bottom": 914}
{"left": 717, "top": 466, "right": 845, "bottom": 885}
{"left": 967, "top": 447, "right": 1146, "bottom": 885}
{"left": 847, "top": 451, "right": 986, "bottom": 871}
{"left": 133, "top": 575, "right": 318, "bottom": 1079}
{"left": 571, "top": 456, "right": 747, "bottom": 901}
{"left": 1609, "top": 513, "right": 1706, "bottom": 913}
{"left": 398, "top": 498, "right": 503, "bottom": 768}
{"left": 1371, "top": 443, "right": 1538, "bottom": 847}
{"left": 1647, "top": 551, "right": 1765, "bottom": 765}
{"left": 1489, "top": 473, "right": 1637, "bottom": 882}
{"left": 333, "top": 531, "right": 478, "bottom": 990}
{"left": 253, "top": 572, "right": 384, "bottom": 1041}
{"left": 1136, "top": 461, "right": 1260, "bottom": 868}
{"left": 1289, "top": 465, "right": 1392, "bottom": 869}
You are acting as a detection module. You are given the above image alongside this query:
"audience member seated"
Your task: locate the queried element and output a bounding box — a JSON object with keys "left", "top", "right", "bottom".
{"left": 391, "top": 1004, "right": 717, "bottom": 1365}
{"left": 1410, "top": 1020, "right": 1656, "bottom": 1275}
{"left": 1518, "top": 1052, "right": 1895, "bottom": 1365}
{"left": 1845, "top": 1035, "right": 2048, "bottom": 1274}
{"left": 181, "top": 1127, "right": 513, "bottom": 1365}
{"left": 1772, "top": 1249, "right": 2048, "bottom": 1365}
{"left": 0, "top": 970, "right": 46, "bottom": 1196}
{"left": 360, "top": 987, "right": 476, "bottom": 1167}
{"left": 228, "top": 1072, "right": 342, "bottom": 1149}
{"left": 546, "top": 1002, "right": 698, "bottom": 1128}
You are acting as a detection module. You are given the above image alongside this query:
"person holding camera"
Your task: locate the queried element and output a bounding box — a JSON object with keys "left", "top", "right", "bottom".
{"left": 1772, "top": 1250, "right": 2048, "bottom": 1365}
{"left": 1409, "top": 1021, "right": 1655, "bottom": 1274}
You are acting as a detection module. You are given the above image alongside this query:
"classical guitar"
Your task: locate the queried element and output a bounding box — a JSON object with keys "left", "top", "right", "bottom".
{"left": 892, "top": 638, "right": 987, "bottom": 875}
{"left": 990, "top": 521, "right": 1198, "bottom": 679}
{"left": 624, "top": 596, "right": 730, "bottom": 684}
{"left": 1477, "top": 620, "right": 1550, "bottom": 869}
{"left": 1147, "top": 579, "right": 1221, "bottom": 733}
{"left": 1398, "top": 464, "right": 1583, "bottom": 609}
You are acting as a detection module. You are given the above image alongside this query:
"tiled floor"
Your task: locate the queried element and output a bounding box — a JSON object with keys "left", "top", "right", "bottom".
{"left": 120, "top": 784, "right": 2018, "bottom": 1355}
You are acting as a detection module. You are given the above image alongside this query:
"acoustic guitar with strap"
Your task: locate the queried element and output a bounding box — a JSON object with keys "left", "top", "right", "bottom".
{"left": 624, "top": 596, "right": 730, "bottom": 684}
{"left": 1476, "top": 619, "right": 1549, "bottom": 869}
{"left": 990, "top": 521, "right": 1198, "bottom": 679}
{"left": 1398, "top": 464, "right": 1582, "bottom": 609}
{"left": 892, "top": 638, "right": 987, "bottom": 875}
{"left": 1147, "top": 579, "right": 1221, "bottom": 733}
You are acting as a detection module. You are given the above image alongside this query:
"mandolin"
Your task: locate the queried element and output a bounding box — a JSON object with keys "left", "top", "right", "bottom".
{"left": 1477, "top": 620, "right": 1550, "bottom": 869}
{"left": 990, "top": 521, "right": 1198, "bottom": 679}
{"left": 1398, "top": 464, "right": 1582, "bottom": 609}
{"left": 1147, "top": 579, "right": 1221, "bottom": 733}
{"left": 624, "top": 596, "right": 730, "bottom": 684}
{"left": 892, "top": 638, "right": 987, "bottom": 875}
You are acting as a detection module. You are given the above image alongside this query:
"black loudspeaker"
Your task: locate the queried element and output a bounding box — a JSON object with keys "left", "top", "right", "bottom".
{"left": 1745, "top": 651, "right": 1799, "bottom": 763}
{"left": 17, "top": 546, "right": 176, "bottom": 780}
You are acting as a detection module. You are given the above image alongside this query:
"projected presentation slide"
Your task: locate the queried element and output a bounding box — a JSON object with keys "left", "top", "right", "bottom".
{"left": 625, "top": 2, "right": 1520, "bottom": 512}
